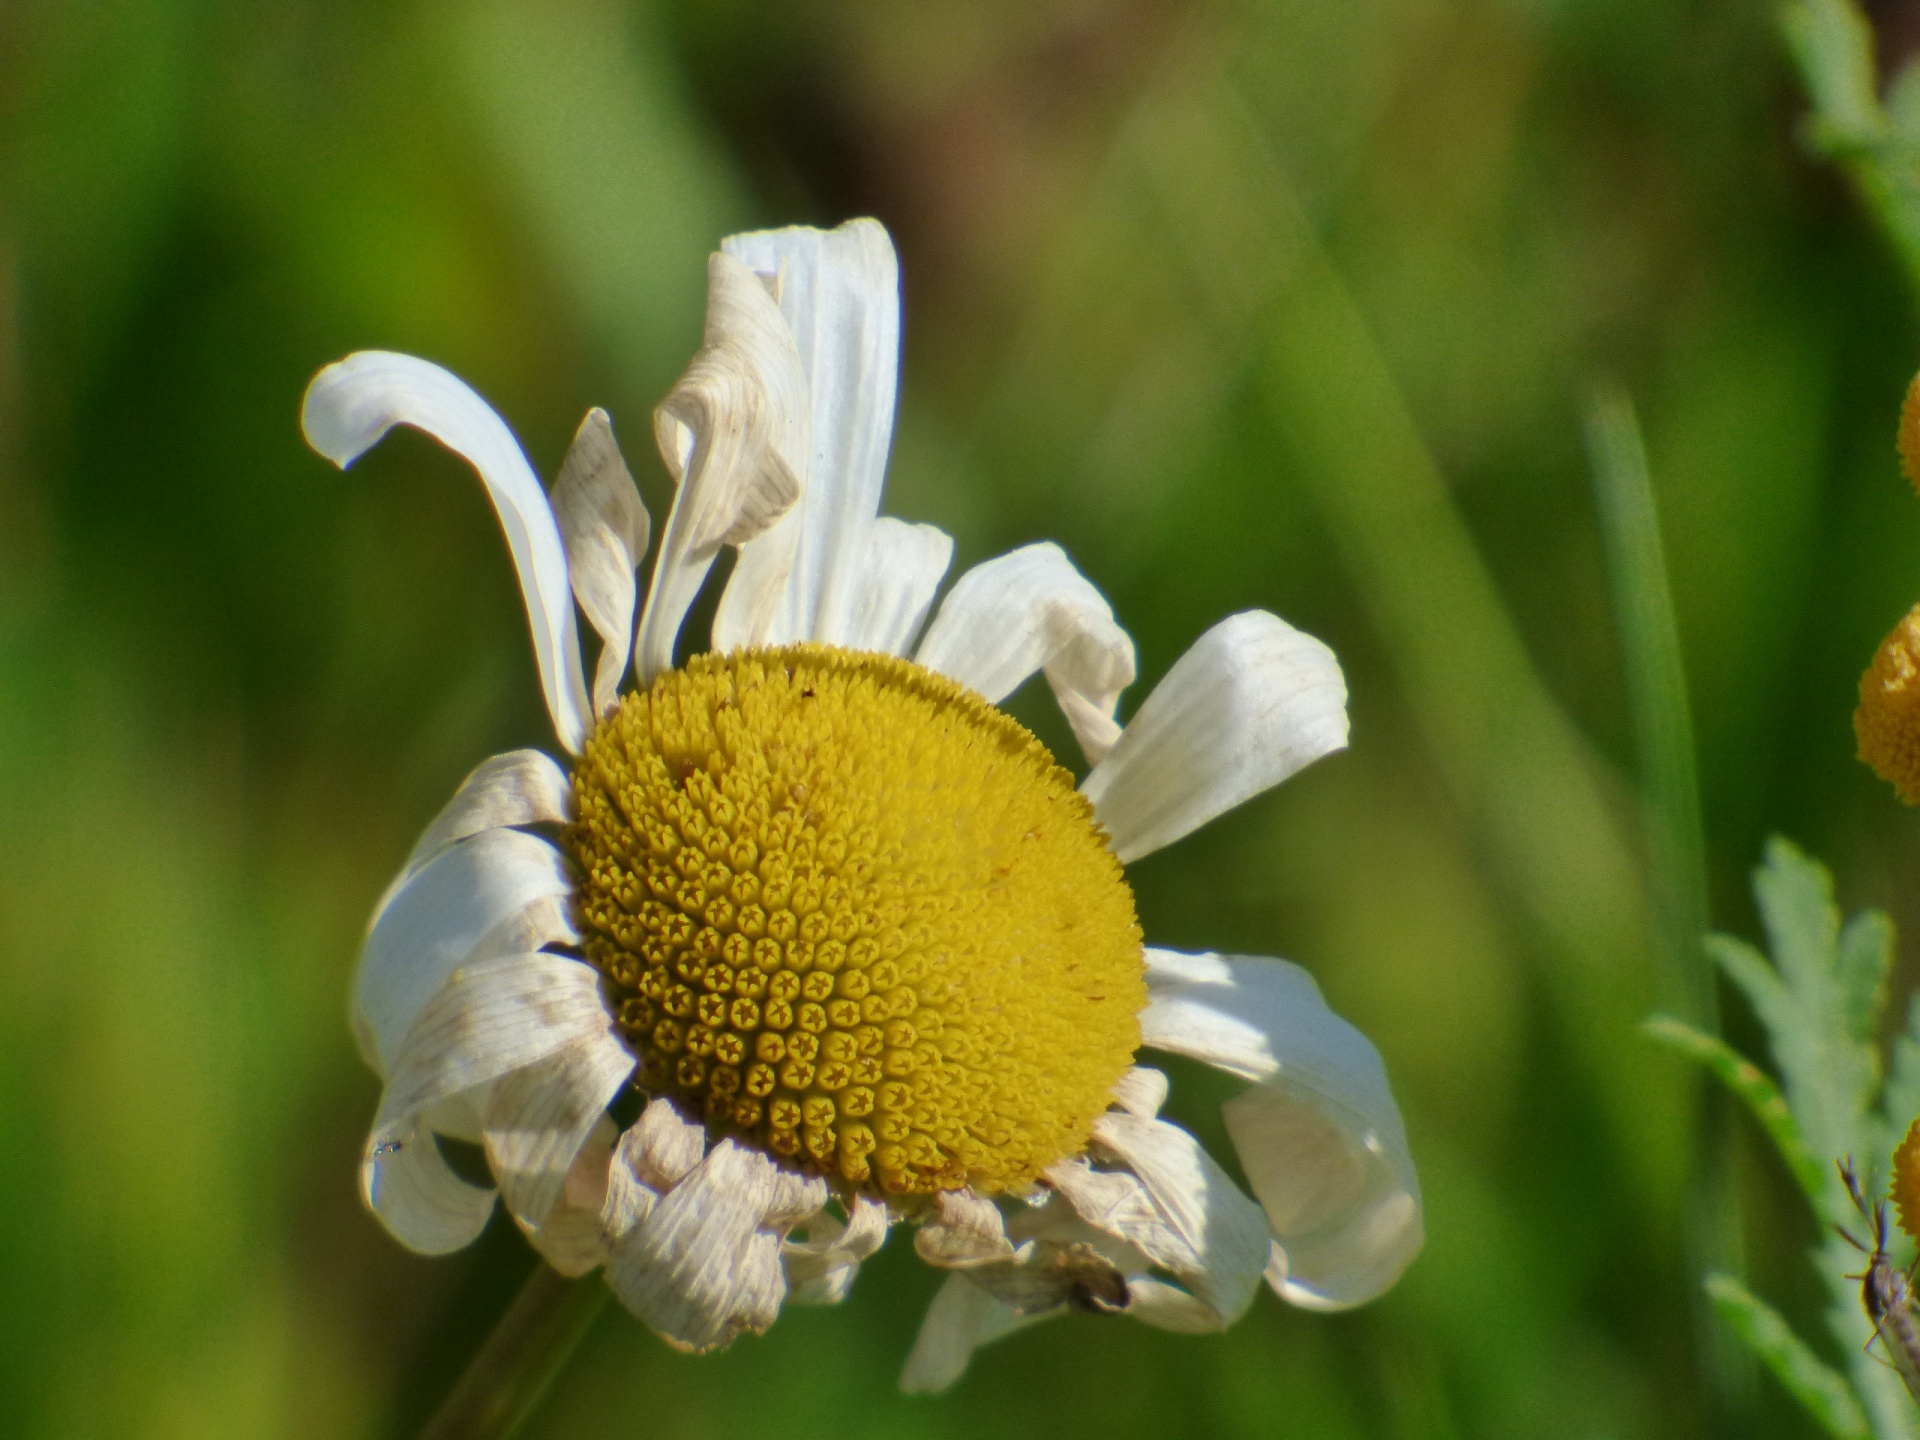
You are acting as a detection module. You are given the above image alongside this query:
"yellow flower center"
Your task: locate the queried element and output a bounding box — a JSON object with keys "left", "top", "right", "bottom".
{"left": 565, "top": 644, "right": 1145, "bottom": 1195}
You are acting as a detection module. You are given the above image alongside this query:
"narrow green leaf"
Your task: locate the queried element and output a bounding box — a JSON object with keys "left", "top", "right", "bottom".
{"left": 1645, "top": 1016, "right": 1826, "bottom": 1201}
{"left": 1584, "top": 385, "right": 1713, "bottom": 1031}
{"left": 1705, "top": 1273, "right": 1871, "bottom": 1440}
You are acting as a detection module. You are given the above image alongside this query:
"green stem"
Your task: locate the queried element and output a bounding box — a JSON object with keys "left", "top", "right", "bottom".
{"left": 417, "top": 1264, "right": 610, "bottom": 1440}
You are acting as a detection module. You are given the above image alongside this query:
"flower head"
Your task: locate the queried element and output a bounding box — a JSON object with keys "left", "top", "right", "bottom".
{"left": 303, "top": 218, "right": 1422, "bottom": 1384}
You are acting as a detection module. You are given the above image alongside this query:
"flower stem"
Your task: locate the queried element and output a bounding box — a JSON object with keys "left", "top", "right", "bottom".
{"left": 417, "top": 1263, "right": 610, "bottom": 1440}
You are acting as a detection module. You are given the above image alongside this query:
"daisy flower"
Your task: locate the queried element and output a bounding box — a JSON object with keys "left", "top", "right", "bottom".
{"left": 302, "top": 218, "right": 1422, "bottom": 1389}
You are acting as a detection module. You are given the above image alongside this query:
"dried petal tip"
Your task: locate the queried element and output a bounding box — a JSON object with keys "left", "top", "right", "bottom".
{"left": 1894, "top": 1117, "right": 1920, "bottom": 1244}
{"left": 1901, "top": 371, "right": 1920, "bottom": 493}
{"left": 1856, "top": 604, "right": 1920, "bottom": 803}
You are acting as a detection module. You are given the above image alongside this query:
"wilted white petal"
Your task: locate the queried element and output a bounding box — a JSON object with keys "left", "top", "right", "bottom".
{"left": 722, "top": 219, "right": 899, "bottom": 647}
{"left": 464, "top": 893, "right": 579, "bottom": 966}
{"left": 636, "top": 253, "right": 807, "bottom": 680}
{"left": 526, "top": 1117, "right": 617, "bottom": 1277}
{"left": 839, "top": 518, "right": 952, "bottom": 657}
{"left": 362, "top": 1118, "right": 496, "bottom": 1256}
{"left": 371, "top": 750, "right": 572, "bottom": 930}
{"left": 1139, "top": 947, "right": 1422, "bottom": 1309}
{"left": 900, "top": 1273, "right": 1053, "bottom": 1394}
{"left": 370, "top": 952, "right": 615, "bottom": 1133}
{"left": 484, "top": 1029, "right": 635, "bottom": 1232}
{"left": 784, "top": 1192, "right": 891, "bottom": 1306}
{"left": 604, "top": 1137, "right": 828, "bottom": 1352}
{"left": 1064, "top": 1112, "right": 1269, "bottom": 1324}
{"left": 552, "top": 409, "right": 650, "bottom": 715}
{"left": 355, "top": 829, "right": 573, "bottom": 1078}
{"left": 603, "top": 1097, "right": 708, "bottom": 1241}
{"left": 914, "top": 1187, "right": 1016, "bottom": 1269}
{"left": 1125, "top": 1277, "right": 1225, "bottom": 1334}
{"left": 1110, "top": 1065, "right": 1170, "bottom": 1119}
{"left": 915, "top": 544, "right": 1136, "bottom": 763}
{"left": 1081, "top": 611, "right": 1347, "bottom": 862}
{"left": 302, "top": 352, "right": 593, "bottom": 752}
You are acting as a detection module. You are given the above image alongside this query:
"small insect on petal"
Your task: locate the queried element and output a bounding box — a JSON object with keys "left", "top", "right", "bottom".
{"left": 1839, "top": 1158, "right": 1920, "bottom": 1405}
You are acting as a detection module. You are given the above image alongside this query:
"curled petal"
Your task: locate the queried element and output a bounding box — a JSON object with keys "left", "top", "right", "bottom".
{"left": 483, "top": 1032, "right": 635, "bottom": 1233}
{"left": 302, "top": 352, "right": 593, "bottom": 752}
{"left": 370, "top": 952, "right": 617, "bottom": 1133}
{"left": 526, "top": 1117, "right": 618, "bottom": 1277}
{"left": 355, "top": 829, "right": 573, "bottom": 1078}
{"left": 552, "top": 409, "right": 649, "bottom": 715}
{"left": 371, "top": 749, "right": 572, "bottom": 931}
{"left": 722, "top": 219, "right": 900, "bottom": 647}
{"left": 1109, "top": 1065, "right": 1170, "bottom": 1119}
{"left": 636, "top": 253, "right": 807, "bottom": 680}
{"left": 915, "top": 543, "right": 1135, "bottom": 764}
{"left": 1140, "top": 948, "right": 1422, "bottom": 1309}
{"left": 603, "top": 1135, "right": 829, "bottom": 1352}
{"left": 784, "top": 1192, "right": 891, "bottom": 1306}
{"left": 1081, "top": 611, "right": 1347, "bottom": 862}
{"left": 361, "top": 1119, "right": 497, "bottom": 1256}
{"left": 1051, "top": 1113, "right": 1268, "bottom": 1325}
{"left": 914, "top": 1187, "right": 1016, "bottom": 1269}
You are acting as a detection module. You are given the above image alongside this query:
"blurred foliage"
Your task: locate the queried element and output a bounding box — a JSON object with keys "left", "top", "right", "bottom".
{"left": 1655, "top": 841, "right": 1913, "bottom": 1440}
{"left": 5, "top": 0, "right": 1920, "bottom": 1436}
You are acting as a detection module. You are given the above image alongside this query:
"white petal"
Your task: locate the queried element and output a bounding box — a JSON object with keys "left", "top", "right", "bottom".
{"left": 840, "top": 518, "right": 953, "bottom": 657}
{"left": 914, "top": 544, "right": 1136, "bottom": 766}
{"left": 604, "top": 1136, "right": 829, "bottom": 1352}
{"left": 709, "top": 519, "right": 799, "bottom": 655}
{"left": 1110, "top": 1065, "right": 1170, "bottom": 1119}
{"left": 1051, "top": 1113, "right": 1269, "bottom": 1325}
{"left": 484, "top": 1029, "right": 635, "bottom": 1232}
{"left": 354, "top": 828, "right": 573, "bottom": 1078}
{"left": 361, "top": 1119, "right": 497, "bottom": 1255}
{"left": 914, "top": 1187, "right": 1016, "bottom": 1268}
{"left": 525, "top": 1116, "right": 617, "bottom": 1277}
{"left": 784, "top": 1192, "right": 891, "bottom": 1306}
{"left": 604, "top": 1097, "right": 708, "bottom": 1235}
{"left": 551, "top": 409, "right": 649, "bottom": 716}
{"left": 1124, "top": 1277, "right": 1226, "bottom": 1334}
{"left": 636, "top": 254, "right": 806, "bottom": 681}
{"left": 370, "top": 952, "right": 616, "bottom": 1131}
{"left": 1080, "top": 611, "right": 1347, "bottom": 862}
{"left": 302, "top": 352, "right": 593, "bottom": 752}
{"left": 371, "top": 749, "right": 572, "bottom": 931}
{"left": 899, "top": 1273, "right": 1053, "bottom": 1394}
{"left": 722, "top": 219, "right": 900, "bottom": 647}
{"left": 1139, "top": 947, "right": 1422, "bottom": 1309}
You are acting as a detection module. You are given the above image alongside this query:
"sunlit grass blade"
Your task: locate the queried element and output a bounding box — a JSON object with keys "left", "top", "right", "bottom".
{"left": 1705, "top": 1273, "right": 1871, "bottom": 1440}
{"left": 1585, "top": 384, "right": 1714, "bottom": 1031}
{"left": 1645, "top": 1015, "right": 1825, "bottom": 1201}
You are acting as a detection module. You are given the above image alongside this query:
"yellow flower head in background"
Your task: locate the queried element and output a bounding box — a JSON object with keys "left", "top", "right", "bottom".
{"left": 1857, "top": 374, "right": 1920, "bottom": 801}
{"left": 301, "top": 219, "right": 1423, "bottom": 1387}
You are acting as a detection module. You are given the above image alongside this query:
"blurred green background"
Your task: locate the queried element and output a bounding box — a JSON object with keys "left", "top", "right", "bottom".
{"left": 3, "top": 0, "right": 1918, "bottom": 1435}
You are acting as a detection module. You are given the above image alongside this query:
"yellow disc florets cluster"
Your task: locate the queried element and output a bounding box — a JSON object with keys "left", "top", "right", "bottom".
{"left": 565, "top": 644, "right": 1145, "bottom": 1196}
{"left": 1857, "top": 603, "right": 1920, "bottom": 804}
{"left": 1895, "top": 1117, "right": 1920, "bottom": 1243}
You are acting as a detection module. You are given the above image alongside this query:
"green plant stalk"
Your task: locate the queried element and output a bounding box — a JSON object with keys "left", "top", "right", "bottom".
{"left": 417, "top": 1264, "right": 611, "bottom": 1440}
{"left": 1585, "top": 387, "right": 1752, "bottom": 1429}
